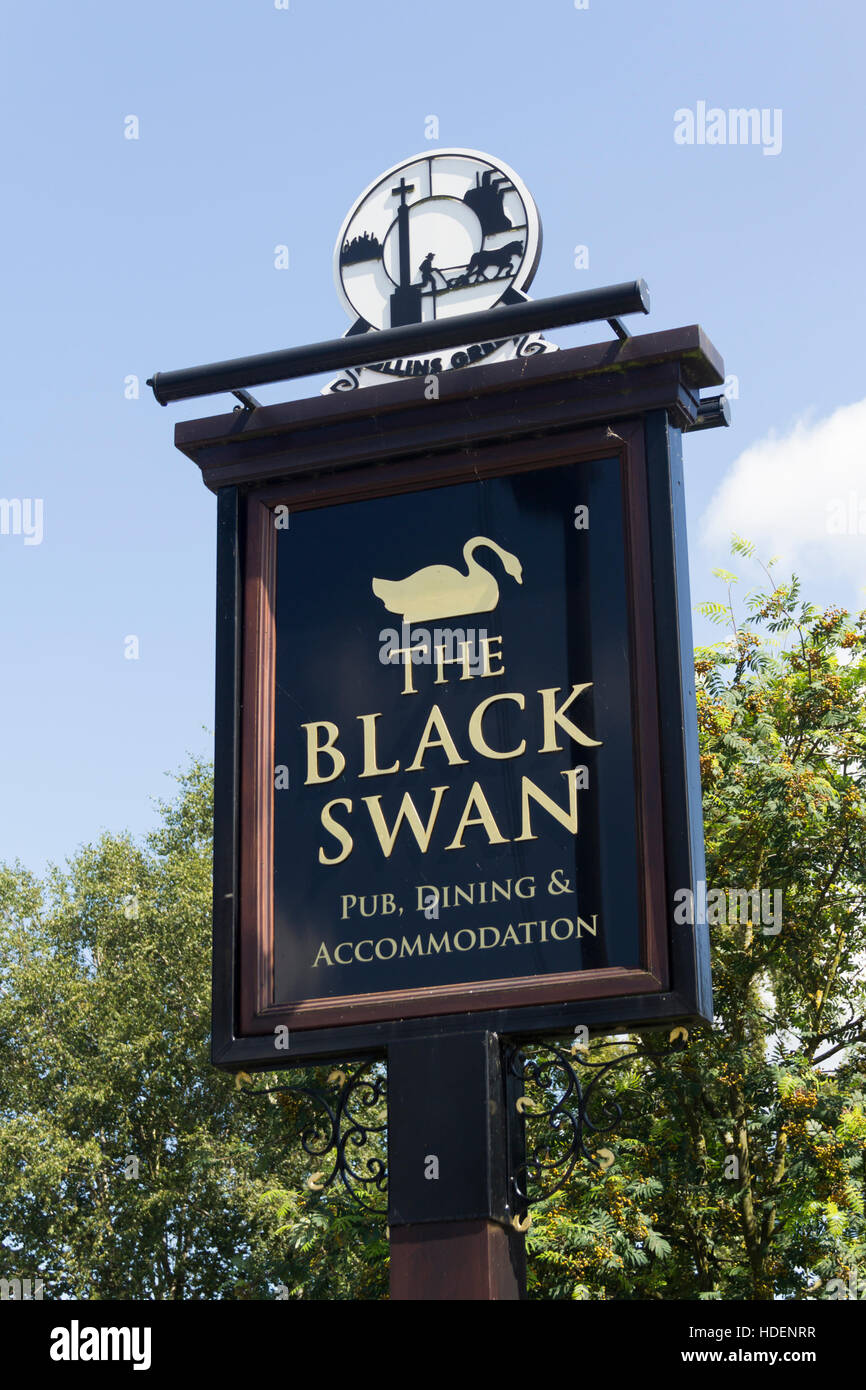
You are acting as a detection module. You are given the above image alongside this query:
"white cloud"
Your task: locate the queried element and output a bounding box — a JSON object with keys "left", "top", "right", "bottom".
{"left": 699, "top": 398, "right": 866, "bottom": 595}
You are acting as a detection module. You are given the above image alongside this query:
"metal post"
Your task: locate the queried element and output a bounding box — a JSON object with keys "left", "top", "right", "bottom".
{"left": 387, "top": 1031, "right": 526, "bottom": 1300}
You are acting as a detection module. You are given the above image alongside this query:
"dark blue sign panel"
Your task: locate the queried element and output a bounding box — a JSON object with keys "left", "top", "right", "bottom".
{"left": 272, "top": 459, "right": 643, "bottom": 1006}
{"left": 196, "top": 336, "right": 717, "bottom": 1067}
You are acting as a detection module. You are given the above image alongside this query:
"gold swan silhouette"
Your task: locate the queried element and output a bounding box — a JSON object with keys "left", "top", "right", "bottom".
{"left": 372, "top": 536, "right": 523, "bottom": 623}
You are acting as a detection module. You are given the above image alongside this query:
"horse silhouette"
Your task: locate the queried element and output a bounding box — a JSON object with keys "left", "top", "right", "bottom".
{"left": 452, "top": 240, "right": 523, "bottom": 287}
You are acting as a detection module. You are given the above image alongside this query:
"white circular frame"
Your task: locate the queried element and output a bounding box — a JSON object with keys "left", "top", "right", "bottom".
{"left": 332, "top": 148, "right": 543, "bottom": 332}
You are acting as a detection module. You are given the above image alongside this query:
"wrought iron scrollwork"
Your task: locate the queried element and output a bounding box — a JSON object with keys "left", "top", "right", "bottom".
{"left": 238, "top": 1032, "right": 688, "bottom": 1224}
{"left": 328, "top": 367, "right": 361, "bottom": 392}
{"left": 514, "top": 333, "right": 551, "bottom": 357}
{"left": 240, "top": 1060, "right": 388, "bottom": 1216}
{"left": 505, "top": 1032, "right": 689, "bottom": 1216}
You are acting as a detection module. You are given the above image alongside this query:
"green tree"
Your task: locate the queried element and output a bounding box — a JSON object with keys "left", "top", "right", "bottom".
{"left": 527, "top": 547, "right": 866, "bottom": 1299}
{"left": 0, "top": 761, "right": 387, "bottom": 1299}
{"left": 2, "top": 553, "right": 864, "bottom": 1301}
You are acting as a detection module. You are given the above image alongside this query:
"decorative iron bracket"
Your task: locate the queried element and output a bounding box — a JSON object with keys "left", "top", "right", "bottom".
{"left": 239, "top": 1060, "right": 388, "bottom": 1216}
{"left": 236, "top": 1028, "right": 690, "bottom": 1226}
{"left": 504, "top": 1029, "right": 690, "bottom": 1224}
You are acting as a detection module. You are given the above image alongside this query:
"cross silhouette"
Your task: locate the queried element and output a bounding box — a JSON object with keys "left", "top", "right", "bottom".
{"left": 387, "top": 172, "right": 422, "bottom": 324}
{"left": 390, "top": 177, "right": 416, "bottom": 294}
{"left": 391, "top": 176, "right": 415, "bottom": 205}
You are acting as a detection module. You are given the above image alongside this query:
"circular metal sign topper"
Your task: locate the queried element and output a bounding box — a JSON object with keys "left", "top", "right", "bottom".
{"left": 327, "top": 148, "right": 553, "bottom": 392}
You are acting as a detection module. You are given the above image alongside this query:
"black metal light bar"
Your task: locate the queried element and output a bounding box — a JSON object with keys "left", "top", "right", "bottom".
{"left": 147, "top": 280, "right": 650, "bottom": 406}
{"left": 687, "top": 393, "right": 732, "bottom": 431}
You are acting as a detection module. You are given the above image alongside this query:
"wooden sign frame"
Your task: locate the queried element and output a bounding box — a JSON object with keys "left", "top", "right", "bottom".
{"left": 175, "top": 326, "right": 722, "bottom": 1068}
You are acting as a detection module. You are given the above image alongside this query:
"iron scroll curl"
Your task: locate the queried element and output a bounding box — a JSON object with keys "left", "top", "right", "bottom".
{"left": 505, "top": 1031, "right": 690, "bottom": 1215}
{"left": 238, "top": 1033, "right": 689, "bottom": 1222}
{"left": 240, "top": 1060, "right": 388, "bottom": 1217}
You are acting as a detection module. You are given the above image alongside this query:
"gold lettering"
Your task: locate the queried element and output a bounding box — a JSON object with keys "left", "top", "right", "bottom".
{"left": 363, "top": 786, "right": 449, "bottom": 858}
{"left": 537, "top": 685, "right": 602, "bottom": 752}
{"left": 445, "top": 781, "right": 509, "bottom": 851}
{"left": 480, "top": 634, "right": 505, "bottom": 677}
{"left": 392, "top": 644, "right": 420, "bottom": 695}
{"left": 468, "top": 692, "right": 526, "bottom": 760}
{"left": 302, "top": 720, "right": 345, "bottom": 784}
{"left": 319, "top": 797, "right": 354, "bottom": 865}
{"left": 357, "top": 713, "right": 400, "bottom": 778}
{"left": 433, "top": 639, "right": 474, "bottom": 684}
{"left": 406, "top": 704, "right": 469, "bottom": 771}
{"left": 516, "top": 769, "right": 581, "bottom": 842}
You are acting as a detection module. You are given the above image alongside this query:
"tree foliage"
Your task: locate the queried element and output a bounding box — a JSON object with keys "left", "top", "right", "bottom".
{"left": 1, "top": 551, "right": 864, "bottom": 1299}
{"left": 0, "top": 763, "right": 387, "bottom": 1299}
{"left": 528, "top": 548, "right": 866, "bottom": 1299}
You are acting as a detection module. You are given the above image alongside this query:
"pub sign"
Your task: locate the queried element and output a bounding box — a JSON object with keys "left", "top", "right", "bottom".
{"left": 174, "top": 152, "right": 718, "bottom": 1068}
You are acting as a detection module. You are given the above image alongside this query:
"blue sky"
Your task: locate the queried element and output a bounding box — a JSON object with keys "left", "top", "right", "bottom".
{"left": 2, "top": 0, "right": 864, "bottom": 872}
